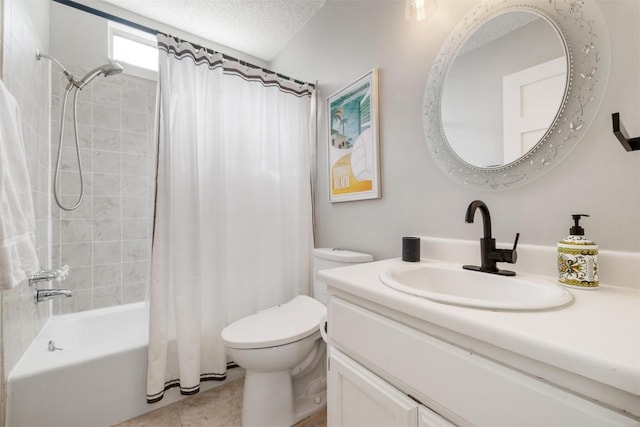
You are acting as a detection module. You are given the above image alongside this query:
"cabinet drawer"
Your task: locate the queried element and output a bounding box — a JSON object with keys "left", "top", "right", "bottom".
{"left": 329, "top": 297, "right": 637, "bottom": 426}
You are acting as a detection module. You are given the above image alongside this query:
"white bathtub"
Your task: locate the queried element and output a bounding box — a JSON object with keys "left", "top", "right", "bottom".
{"left": 7, "top": 302, "right": 242, "bottom": 427}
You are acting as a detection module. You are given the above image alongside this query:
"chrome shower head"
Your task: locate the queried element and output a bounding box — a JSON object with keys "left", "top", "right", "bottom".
{"left": 102, "top": 62, "right": 125, "bottom": 77}
{"left": 36, "top": 49, "right": 123, "bottom": 90}
{"left": 77, "top": 62, "right": 124, "bottom": 89}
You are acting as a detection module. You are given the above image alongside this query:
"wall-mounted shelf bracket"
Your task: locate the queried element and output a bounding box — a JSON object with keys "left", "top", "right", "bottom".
{"left": 612, "top": 113, "right": 640, "bottom": 152}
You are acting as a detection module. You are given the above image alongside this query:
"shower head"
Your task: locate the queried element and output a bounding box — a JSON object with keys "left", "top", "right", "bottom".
{"left": 77, "top": 62, "right": 124, "bottom": 89}
{"left": 36, "top": 49, "right": 124, "bottom": 90}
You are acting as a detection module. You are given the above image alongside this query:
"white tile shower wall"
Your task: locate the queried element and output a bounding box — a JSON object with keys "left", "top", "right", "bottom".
{"left": 1, "top": 0, "right": 51, "bottom": 409}
{"left": 51, "top": 68, "right": 156, "bottom": 314}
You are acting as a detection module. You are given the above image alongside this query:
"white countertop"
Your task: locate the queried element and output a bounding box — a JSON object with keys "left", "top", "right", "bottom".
{"left": 319, "top": 257, "right": 640, "bottom": 399}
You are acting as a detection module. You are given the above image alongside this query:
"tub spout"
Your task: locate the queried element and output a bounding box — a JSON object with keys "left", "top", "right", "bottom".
{"left": 34, "top": 289, "right": 72, "bottom": 304}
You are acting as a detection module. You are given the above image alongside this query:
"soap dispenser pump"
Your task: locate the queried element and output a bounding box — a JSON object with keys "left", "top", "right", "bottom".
{"left": 557, "top": 214, "right": 599, "bottom": 289}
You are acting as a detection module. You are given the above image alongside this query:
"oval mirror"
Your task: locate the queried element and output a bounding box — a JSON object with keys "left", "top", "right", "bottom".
{"left": 424, "top": 0, "right": 610, "bottom": 190}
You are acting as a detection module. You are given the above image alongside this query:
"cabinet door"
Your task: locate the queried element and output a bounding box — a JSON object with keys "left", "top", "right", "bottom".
{"left": 328, "top": 348, "right": 418, "bottom": 427}
{"left": 418, "top": 406, "right": 456, "bottom": 427}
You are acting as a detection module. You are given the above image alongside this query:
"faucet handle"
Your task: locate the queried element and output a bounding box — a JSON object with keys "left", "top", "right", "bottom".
{"left": 490, "top": 233, "right": 519, "bottom": 265}
{"left": 55, "top": 265, "right": 70, "bottom": 281}
{"left": 501, "top": 233, "right": 519, "bottom": 264}
{"left": 29, "top": 265, "right": 70, "bottom": 286}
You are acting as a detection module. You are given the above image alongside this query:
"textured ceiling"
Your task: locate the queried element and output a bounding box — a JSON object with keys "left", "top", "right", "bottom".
{"left": 97, "top": 0, "right": 326, "bottom": 61}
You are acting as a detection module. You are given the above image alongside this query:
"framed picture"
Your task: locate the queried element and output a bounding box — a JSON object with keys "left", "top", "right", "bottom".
{"left": 327, "top": 69, "right": 380, "bottom": 203}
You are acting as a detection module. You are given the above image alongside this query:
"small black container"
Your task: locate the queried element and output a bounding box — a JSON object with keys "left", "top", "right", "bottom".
{"left": 402, "top": 237, "right": 420, "bottom": 262}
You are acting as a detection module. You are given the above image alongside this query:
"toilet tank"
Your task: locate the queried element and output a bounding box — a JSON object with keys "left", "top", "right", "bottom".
{"left": 312, "top": 248, "right": 373, "bottom": 305}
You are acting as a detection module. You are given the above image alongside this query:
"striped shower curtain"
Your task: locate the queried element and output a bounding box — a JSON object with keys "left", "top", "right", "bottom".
{"left": 147, "top": 34, "right": 315, "bottom": 403}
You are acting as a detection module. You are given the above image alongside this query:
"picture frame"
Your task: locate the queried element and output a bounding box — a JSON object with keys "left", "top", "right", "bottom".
{"left": 327, "top": 69, "right": 380, "bottom": 203}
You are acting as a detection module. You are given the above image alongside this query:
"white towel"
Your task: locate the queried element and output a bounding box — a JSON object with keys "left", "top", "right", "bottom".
{"left": 0, "top": 78, "right": 39, "bottom": 290}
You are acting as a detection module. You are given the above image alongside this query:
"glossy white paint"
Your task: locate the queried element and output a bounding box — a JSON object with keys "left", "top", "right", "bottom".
{"left": 328, "top": 348, "right": 419, "bottom": 427}
{"left": 220, "top": 248, "right": 372, "bottom": 427}
{"left": 329, "top": 297, "right": 639, "bottom": 425}
{"left": 6, "top": 303, "right": 242, "bottom": 427}
{"left": 7, "top": 303, "right": 148, "bottom": 427}
{"left": 380, "top": 261, "right": 573, "bottom": 310}
{"left": 320, "top": 244, "right": 640, "bottom": 418}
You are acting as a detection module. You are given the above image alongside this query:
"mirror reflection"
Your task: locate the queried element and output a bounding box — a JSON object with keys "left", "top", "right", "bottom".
{"left": 441, "top": 11, "right": 567, "bottom": 168}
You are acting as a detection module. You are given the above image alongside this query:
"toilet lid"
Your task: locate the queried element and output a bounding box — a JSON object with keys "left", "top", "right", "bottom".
{"left": 221, "top": 295, "right": 327, "bottom": 349}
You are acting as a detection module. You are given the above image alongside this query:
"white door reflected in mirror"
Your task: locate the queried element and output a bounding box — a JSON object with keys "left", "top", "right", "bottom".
{"left": 502, "top": 56, "right": 567, "bottom": 165}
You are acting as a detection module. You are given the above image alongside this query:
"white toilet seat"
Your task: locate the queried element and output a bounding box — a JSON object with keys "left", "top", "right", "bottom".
{"left": 221, "top": 295, "right": 326, "bottom": 349}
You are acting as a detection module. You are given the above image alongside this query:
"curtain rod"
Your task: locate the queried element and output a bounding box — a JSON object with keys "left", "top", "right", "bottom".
{"left": 52, "top": 0, "right": 315, "bottom": 88}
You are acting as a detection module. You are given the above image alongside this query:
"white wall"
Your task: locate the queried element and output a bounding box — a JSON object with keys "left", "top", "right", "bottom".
{"left": 49, "top": 2, "right": 108, "bottom": 68}
{"left": 271, "top": 1, "right": 640, "bottom": 260}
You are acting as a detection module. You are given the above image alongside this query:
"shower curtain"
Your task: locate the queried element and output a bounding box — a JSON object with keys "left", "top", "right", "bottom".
{"left": 146, "top": 34, "right": 315, "bottom": 403}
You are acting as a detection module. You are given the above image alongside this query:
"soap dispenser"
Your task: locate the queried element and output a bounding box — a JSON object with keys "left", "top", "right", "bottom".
{"left": 557, "top": 214, "right": 599, "bottom": 289}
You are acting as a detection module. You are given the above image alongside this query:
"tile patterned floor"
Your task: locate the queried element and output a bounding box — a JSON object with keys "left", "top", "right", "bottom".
{"left": 115, "top": 378, "right": 326, "bottom": 427}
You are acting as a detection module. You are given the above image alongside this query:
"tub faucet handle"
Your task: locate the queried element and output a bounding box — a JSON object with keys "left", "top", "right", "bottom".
{"left": 55, "top": 265, "right": 70, "bottom": 281}
{"left": 29, "top": 265, "right": 70, "bottom": 286}
{"left": 48, "top": 340, "right": 63, "bottom": 351}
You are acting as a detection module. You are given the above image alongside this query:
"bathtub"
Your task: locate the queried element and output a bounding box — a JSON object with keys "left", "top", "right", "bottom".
{"left": 7, "top": 302, "right": 242, "bottom": 427}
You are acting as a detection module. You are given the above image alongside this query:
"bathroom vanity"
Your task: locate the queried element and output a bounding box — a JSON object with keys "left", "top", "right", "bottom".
{"left": 320, "top": 257, "right": 640, "bottom": 426}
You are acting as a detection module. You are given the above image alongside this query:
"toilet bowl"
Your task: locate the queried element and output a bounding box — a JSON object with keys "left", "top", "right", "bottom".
{"left": 222, "top": 296, "right": 326, "bottom": 427}
{"left": 221, "top": 248, "right": 373, "bottom": 427}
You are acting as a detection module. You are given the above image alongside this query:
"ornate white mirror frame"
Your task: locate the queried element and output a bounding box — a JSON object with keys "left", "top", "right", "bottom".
{"left": 423, "top": 0, "right": 610, "bottom": 191}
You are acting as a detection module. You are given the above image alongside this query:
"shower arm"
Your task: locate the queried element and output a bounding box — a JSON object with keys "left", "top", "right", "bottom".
{"left": 35, "top": 49, "right": 82, "bottom": 89}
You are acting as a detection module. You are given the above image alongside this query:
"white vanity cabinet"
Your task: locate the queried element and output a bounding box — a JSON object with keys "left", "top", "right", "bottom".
{"left": 326, "top": 295, "right": 639, "bottom": 426}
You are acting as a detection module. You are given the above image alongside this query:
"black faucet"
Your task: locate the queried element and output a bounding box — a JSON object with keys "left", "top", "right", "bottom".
{"left": 463, "top": 200, "right": 519, "bottom": 276}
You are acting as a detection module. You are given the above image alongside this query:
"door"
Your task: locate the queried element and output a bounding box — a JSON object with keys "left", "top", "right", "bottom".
{"left": 328, "top": 348, "right": 418, "bottom": 427}
{"left": 418, "top": 406, "right": 457, "bottom": 427}
{"left": 502, "top": 56, "right": 567, "bottom": 164}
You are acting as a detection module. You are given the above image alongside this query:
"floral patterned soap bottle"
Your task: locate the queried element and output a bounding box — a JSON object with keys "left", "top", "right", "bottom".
{"left": 558, "top": 214, "right": 599, "bottom": 289}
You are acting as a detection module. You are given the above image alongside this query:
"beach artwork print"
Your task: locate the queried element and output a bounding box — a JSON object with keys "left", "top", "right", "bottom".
{"left": 327, "top": 69, "right": 380, "bottom": 202}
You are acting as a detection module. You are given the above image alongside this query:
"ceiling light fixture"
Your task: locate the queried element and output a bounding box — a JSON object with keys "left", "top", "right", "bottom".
{"left": 405, "top": 0, "right": 437, "bottom": 22}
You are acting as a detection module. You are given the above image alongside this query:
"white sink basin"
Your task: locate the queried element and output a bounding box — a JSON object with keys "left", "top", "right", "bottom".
{"left": 379, "top": 263, "right": 573, "bottom": 310}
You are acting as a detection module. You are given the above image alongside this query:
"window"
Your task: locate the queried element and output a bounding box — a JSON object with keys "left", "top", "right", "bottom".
{"left": 108, "top": 21, "right": 158, "bottom": 79}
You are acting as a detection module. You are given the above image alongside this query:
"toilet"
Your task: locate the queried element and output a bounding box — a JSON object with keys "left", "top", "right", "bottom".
{"left": 221, "top": 248, "right": 373, "bottom": 427}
